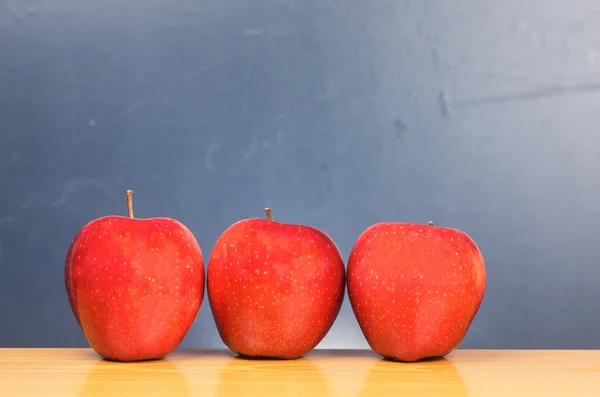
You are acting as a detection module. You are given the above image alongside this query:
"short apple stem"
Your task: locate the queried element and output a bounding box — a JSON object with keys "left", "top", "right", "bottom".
{"left": 428, "top": 221, "right": 434, "bottom": 226}
{"left": 264, "top": 208, "right": 273, "bottom": 221}
{"left": 126, "top": 190, "right": 134, "bottom": 219}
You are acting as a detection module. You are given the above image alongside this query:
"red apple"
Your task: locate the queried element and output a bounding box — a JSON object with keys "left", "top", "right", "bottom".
{"left": 347, "top": 221, "right": 486, "bottom": 362}
{"left": 64, "top": 190, "right": 204, "bottom": 362}
{"left": 207, "top": 208, "right": 345, "bottom": 359}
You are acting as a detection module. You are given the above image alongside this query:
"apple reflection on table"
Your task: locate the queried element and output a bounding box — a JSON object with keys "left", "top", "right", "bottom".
{"left": 77, "top": 359, "right": 192, "bottom": 397}
{"left": 359, "top": 356, "right": 467, "bottom": 397}
{"left": 215, "top": 355, "right": 332, "bottom": 397}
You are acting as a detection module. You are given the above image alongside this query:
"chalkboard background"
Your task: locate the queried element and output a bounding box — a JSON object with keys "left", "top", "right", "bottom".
{"left": 1, "top": 0, "right": 599, "bottom": 349}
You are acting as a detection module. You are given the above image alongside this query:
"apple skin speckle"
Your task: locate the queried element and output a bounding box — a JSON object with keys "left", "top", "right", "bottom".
{"left": 347, "top": 222, "right": 486, "bottom": 362}
{"left": 207, "top": 217, "right": 346, "bottom": 359}
{"left": 64, "top": 215, "right": 205, "bottom": 362}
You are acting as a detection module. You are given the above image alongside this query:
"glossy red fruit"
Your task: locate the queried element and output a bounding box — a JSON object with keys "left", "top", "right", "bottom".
{"left": 65, "top": 190, "right": 204, "bottom": 362}
{"left": 347, "top": 221, "right": 486, "bottom": 362}
{"left": 207, "top": 208, "right": 345, "bottom": 359}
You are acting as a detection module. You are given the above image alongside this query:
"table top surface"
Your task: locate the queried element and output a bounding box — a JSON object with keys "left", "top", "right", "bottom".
{"left": 1, "top": 349, "right": 599, "bottom": 396}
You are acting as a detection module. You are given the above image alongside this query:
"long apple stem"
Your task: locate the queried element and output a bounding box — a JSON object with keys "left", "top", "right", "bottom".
{"left": 126, "top": 190, "right": 134, "bottom": 219}
{"left": 264, "top": 208, "right": 273, "bottom": 221}
{"left": 428, "top": 220, "right": 434, "bottom": 226}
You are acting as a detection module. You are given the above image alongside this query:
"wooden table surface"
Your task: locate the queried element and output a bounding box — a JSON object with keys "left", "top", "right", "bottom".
{"left": 1, "top": 349, "right": 599, "bottom": 396}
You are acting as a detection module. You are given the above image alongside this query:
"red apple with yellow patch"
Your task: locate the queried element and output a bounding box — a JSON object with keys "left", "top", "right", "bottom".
{"left": 347, "top": 221, "right": 486, "bottom": 362}
{"left": 65, "top": 190, "right": 204, "bottom": 362}
{"left": 207, "top": 208, "right": 345, "bottom": 359}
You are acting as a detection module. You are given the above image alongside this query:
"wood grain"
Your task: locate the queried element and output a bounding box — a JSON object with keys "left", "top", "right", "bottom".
{"left": 1, "top": 349, "right": 599, "bottom": 396}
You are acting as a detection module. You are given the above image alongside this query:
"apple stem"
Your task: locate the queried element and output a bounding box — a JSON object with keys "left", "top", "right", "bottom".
{"left": 264, "top": 208, "right": 273, "bottom": 221}
{"left": 428, "top": 221, "right": 434, "bottom": 226}
{"left": 126, "top": 190, "right": 134, "bottom": 219}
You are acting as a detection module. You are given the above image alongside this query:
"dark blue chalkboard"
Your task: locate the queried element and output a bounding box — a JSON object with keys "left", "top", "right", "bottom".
{"left": 1, "top": 0, "right": 599, "bottom": 349}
